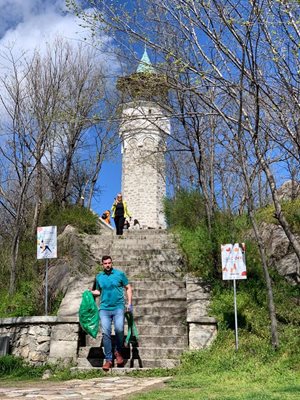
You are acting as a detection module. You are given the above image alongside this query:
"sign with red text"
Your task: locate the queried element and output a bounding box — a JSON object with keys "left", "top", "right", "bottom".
{"left": 221, "top": 243, "right": 247, "bottom": 280}
{"left": 37, "top": 226, "right": 57, "bottom": 259}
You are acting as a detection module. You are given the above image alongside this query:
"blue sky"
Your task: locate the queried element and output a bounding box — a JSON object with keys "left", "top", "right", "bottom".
{"left": 0, "top": 0, "right": 123, "bottom": 217}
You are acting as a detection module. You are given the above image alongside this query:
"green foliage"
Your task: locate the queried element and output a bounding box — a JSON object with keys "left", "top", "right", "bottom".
{"left": 167, "top": 192, "right": 300, "bottom": 358}
{"left": 164, "top": 189, "right": 207, "bottom": 230}
{"left": 125, "top": 326, "right": 299, "bottom": 399}
{"left": 169, "top": 330, "right": 300, "bottom": 397}
{"left": 176, "top": 225, "right": 214, "bottom": 279}
{"left": 49, "top": 290, "right": 65, "bottom": 316}
{"left": 40, "top": 203, "right": 99, "bottom": 234}
{"left": 0, "top": 203, "right": 99, "bottom": 317}
{"left": 0, "top": 356, "right": 48, "bottom": 379}
{"left": 0, "top": 280, "right": 41, "bottom": 317}
{"left": 256, "top": 199, "right": 300, "bottom": 234}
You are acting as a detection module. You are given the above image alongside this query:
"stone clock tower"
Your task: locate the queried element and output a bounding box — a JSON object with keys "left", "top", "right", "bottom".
{"left": 117, "top": 49, "right": 170, "bottom": 229}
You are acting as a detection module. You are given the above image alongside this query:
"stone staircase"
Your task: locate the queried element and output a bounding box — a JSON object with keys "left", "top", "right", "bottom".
{"left": 76, "top": 229, "right": 188, "bottom": 370}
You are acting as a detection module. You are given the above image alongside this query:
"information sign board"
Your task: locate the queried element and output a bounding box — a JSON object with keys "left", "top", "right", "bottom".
{"left": 37, "top": 226, "right": 57, "bottom": 260}
{"left": 221, "top": 243, "right": 247, "bottom": 280}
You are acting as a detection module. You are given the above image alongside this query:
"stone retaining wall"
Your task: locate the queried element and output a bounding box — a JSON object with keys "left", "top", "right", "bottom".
{"left": 0, "top": 276, "right": 218, "bottom": 366}
{"left": 0, "top": 316, "right": 79, "bottom": 365}
{"left": 186, "top": 277, "right": 218, "bottom": 349}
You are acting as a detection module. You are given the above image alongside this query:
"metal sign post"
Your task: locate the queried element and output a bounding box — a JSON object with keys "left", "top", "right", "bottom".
{"left": 233, "top": 279, "right": 238, "bottom": 350}
{"left": 37, "top": 226, "right": 57, "bottom": 316}
{"left": 45, "top": 259, "right": 49, "bottom": 316}
{"left": 221, "top": 243, "right": 247, "bottom": 351}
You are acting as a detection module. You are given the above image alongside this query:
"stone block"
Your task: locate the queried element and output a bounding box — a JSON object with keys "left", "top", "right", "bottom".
{"left": 187, "top": 299, "right": 211, "bottom": 322}
{"left": 189, "top": 323, "right": 217, "bottom": 349}
{"left": 18, "top": 345, "right": 30, "bottom": 359}
{"left": 29, "top": 325, "right": 50, "bottom": 337}
{"left": 29, "top": 351, "right": 48, "bottom": 363}
{"left": 36, "top": 341, "right": 50, "bottom": 353}
{"left": 51, "top": 324, "right": 79, "bottom": 341}
{"left": 49, "top": 340, "right": 78, "bottom": 360}
{"left": 37, "top": 335, "right": 51, "bottom": 344}
{"left": 186, "top": 285, "right": 211, "bottom": 301}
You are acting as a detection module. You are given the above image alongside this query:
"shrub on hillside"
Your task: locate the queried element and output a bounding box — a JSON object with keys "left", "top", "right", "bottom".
{"left": 256, "top": 199, "right": 300, "bottom": 234}
{"left": 40, "top": 203, "right": 99, "bottom": 234}
{"left": 164, "top": 190, "right": 207, "bottom": 230}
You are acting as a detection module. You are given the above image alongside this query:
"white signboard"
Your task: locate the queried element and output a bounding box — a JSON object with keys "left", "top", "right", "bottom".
{"left": 37, "top": 226, "right": 57, "bottom": 259}
{"left": 221, "top": 243, "right": 247, "bottom": 280}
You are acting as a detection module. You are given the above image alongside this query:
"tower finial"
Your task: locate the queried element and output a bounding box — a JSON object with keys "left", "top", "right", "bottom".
{"left": 136, "top": 47, "right": 156, "bottom": 74}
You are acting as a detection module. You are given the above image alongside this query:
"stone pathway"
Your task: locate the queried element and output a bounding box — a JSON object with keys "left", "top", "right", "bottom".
{"left": 0, "top": 376, "right": 171, "bottom": 399}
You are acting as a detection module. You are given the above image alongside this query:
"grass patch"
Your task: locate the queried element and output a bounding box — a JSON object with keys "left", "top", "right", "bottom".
{"left": 40, "top": 203, "right": 99, "bottom": 234}
{"left": 0, "top": 356, "right": 48, "bottom": 381}
{"left": 125, "top": 330, "right": 300, "bottom": 399}
{"left": 255, "top": 199, "right": 300, "bottom": 234}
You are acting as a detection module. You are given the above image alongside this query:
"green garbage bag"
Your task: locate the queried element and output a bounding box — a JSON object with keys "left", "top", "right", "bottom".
{"left": 124, "top": 311, "right": 139, "bottom": 347}
{"left": 79, "top": 290, "right": 99, "bottom": 338}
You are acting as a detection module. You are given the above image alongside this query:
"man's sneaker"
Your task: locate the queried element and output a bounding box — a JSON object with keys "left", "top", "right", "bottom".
{"left": 114, "top": 351, "right": 124, "bottom": 367}
{"left": 102, "top": 360, "right": 112, "bottom": 371}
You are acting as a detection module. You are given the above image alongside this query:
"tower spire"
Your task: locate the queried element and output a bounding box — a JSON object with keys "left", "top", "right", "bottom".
{"left": 136, "top": 47, "right": 156, "bottom": 74}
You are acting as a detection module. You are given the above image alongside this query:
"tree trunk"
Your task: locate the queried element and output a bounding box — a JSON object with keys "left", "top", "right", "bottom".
{"left": 9, "top": 230, "right": 20, "bottom": 295}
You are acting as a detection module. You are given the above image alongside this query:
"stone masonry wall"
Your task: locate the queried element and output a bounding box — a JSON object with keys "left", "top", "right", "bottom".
{"left": 186, "top": 276, "right": 218, "bottom": 349}
{"left": 0, "top": 316, "right": 79, "bottom": 365}
{"left": 120, "top": 100, "right": 170, "bottom": 229}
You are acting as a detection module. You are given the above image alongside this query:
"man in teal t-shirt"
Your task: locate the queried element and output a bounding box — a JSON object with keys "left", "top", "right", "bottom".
{"left": 90, "top": 255, "right": 133, "bottom": 371}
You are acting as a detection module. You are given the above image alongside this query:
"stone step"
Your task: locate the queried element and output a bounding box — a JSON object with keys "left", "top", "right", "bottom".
{"left": 127, "top": 272, "right": 185, "bottom": 281}
{"left": 133, "top": 287, "right": 186, "bottom": 299}
{"left": 132, "top": 305, "right": 186, "bottom": 317}
{"left": 91, "top": 253, "right": 183, "bottom": 265}
{"left": 76, "top": 357, "right": 180, "bottom": 369}
{"left": 110, "top": 236, "right": 177, "bottom": 244}
{"left": 90, "top": 270, "right": 184, "bottom": 282}
{"left": 114, "top": 262, "right": 184, "bottom": 271}
{"left": 121, "top": 267, "right": 185, "bottom": 281}
{"left": 85, "top": 324, "right": 187, "bottom": 345}
{"left": 82, "top": 334, "right": 187, "bottom": 350}
{"left": 109, "top": 249, "right": 182, "bottom": 258}
{"left": 123, "top": 230, "right": 169, "bottom": 236}
{"left": 127, "top": 272, "right": 185, "bottom": 280}
{"left": 111, "top": 246, "right": 180, "bottom": 253}
{"left": 133, "top": 298, "right": 186, "bottom": 307}
{"left": 130, "top": 280, "right": 186, "bottom": 289}
{"left": 133, "top": 313, "right": 186, "bottom": 325}
{"left": 78, "top": 346, "right": 185, "bottom": 360}
{"left": 88, "top": 238, "right": 176, "bottom": 249}
{"left": 112, "top": 259, "right": 182, "bottom": 267}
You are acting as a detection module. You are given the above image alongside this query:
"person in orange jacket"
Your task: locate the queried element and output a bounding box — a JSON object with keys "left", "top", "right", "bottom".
{"left": 101, "top": 210, "right": 111, "bottom": 225}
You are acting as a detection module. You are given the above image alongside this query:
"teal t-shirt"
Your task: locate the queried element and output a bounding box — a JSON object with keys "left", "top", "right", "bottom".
{"left": 95, "top": 269, "right": 129, "bottom": 311}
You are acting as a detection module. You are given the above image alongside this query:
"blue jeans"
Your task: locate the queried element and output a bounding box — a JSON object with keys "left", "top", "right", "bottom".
{"left": 100, "top": 309, "right": 124, "bottom": 361}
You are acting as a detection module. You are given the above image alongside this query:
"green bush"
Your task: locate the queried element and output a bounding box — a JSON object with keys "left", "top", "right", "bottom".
{"left": 177, "top": 225, "right": 213, "bottom": 278}
{"left": 0, "top": 281, "right": 40, "bottom": 317}
{"left": 256, "top": 198, "right": 300, "bottom": 234}
{"left": 0, "top": 355, "right": 47, "bottom": 379}
{"left": 164, "top": 190, "right": 207, "bottom": 230}
{"left": 40, "top": 203, "right": 99, "bottom": 234}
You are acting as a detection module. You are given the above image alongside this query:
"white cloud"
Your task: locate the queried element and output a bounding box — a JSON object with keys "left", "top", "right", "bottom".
{"left": 0, "top": 0, "right": 121, "bottom": 123}
{"left": 0, "top": 0, "right": 90, "bottom": 56}
{"left": 0, "top": 0, "right": 121, "bottom": 80}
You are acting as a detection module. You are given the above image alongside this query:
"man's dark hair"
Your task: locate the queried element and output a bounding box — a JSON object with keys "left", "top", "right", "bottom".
{"left": 102, "top": 255, "right": 112, "bottom": 262}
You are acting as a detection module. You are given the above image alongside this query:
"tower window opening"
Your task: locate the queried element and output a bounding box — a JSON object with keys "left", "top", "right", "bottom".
{"left": 149, "top": 109, "right": 152, "bottom": 114}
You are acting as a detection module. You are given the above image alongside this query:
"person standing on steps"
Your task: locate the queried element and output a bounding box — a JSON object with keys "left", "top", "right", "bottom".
{"left": 111, "top": 193, "right": 131, "bottom": 235}
{"left": 90, "top": 255, "right": 133, "bottom": 371}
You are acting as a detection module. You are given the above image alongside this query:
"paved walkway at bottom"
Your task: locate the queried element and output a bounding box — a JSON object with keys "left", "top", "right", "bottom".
{"left": 0, "top": 376, "right": 171, "bottom": 399}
